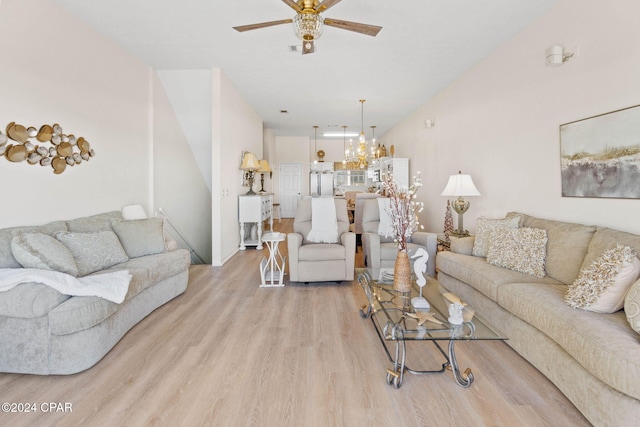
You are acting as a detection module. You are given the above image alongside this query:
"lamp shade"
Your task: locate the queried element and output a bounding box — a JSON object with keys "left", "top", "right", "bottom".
{"left": 240, "top": 152, "right": 260, "bottom": 170}
{"left": 441, "top": 172, "right": 481, "bottom": 197}
{"left": 258, "top": 159, "right": 272, "bottom": 173}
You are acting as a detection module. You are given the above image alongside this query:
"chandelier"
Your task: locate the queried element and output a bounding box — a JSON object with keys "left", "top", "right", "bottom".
{"left": 345, "top": 100, "right": 371, "bottom": 169}
{"left": 293, "top": 13, "right": 324, "bottom": 52}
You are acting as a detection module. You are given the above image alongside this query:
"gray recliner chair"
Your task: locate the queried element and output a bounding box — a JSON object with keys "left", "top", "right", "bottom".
{"left": 349, "top": 193, "right": 381, "bottom": 235}
{"left": 287, "top": 198, "right": 356, "bottom": 283}
{"left": 361, "top": 198, "right": 438, "bottom": 277}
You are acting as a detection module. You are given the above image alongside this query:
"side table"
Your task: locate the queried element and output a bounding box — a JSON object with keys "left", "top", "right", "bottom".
{"left": 437, "top": 234, "right": 451, "bottom": 252}
{"left": 260, "top": 232, "right": 286, "bottom": 287}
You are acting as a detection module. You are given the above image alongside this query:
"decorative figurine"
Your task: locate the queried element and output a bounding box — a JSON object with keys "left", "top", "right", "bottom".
{"left": 448, "top": 302, "right": 464, "bottom": 325}
{"left": 411, "top": 248, "right": 430, "bottom": 310}
{"left": 444, "top": 200, "right": 454, "bottom": 238}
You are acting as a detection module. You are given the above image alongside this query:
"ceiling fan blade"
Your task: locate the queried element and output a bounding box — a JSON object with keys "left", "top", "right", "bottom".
{"left": 233, "top": 19, "right": 293, "bottom": 32}
{"left": 302, "top": 40, "right": 315, "bottom": 55}
{"left": 324, "top": 18, "right": 382, "bottom": 36}
{"left": 315, "top": 0, "right": 342, "bottom": 13}
{"left": 282, "top": 0, "right": 303, "bottom": 13}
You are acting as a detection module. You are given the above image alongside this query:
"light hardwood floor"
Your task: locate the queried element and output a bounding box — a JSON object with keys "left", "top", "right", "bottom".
{"left": 0, "top": 219, "right": 591, "bottom": 427}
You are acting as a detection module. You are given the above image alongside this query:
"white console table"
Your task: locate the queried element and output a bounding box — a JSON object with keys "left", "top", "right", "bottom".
{"left": 239, "top": 194, "right": 273, "bottom": 250}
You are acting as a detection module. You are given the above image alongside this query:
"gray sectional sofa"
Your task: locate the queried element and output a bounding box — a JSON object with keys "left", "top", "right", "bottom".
{"left": 0, "top": 211, "right": 190, "bottom": 375}
{"left": 436, "top": 212, "right": 640, "bottom": 427}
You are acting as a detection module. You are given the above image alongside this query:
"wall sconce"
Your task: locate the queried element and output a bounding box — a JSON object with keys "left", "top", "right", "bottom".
{"left": 546, "top": 45, "right": 574, "bottom": 66}
{"left": 0, "top": 122, "right": 95, "bottom": 174}
{"left": 257, "top": 159, "right": 272, "bottom": 194}
{"left": 240, "top": 151, "right": 260, "bottom": 195}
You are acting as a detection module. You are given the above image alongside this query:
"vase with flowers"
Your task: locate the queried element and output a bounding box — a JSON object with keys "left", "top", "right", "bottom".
{"left": 382, "top": 172, "right": 424, "bottom": 293}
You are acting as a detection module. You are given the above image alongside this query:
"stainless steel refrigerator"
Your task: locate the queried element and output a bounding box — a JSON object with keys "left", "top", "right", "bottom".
{"left": 310, "top": 171, "right": 334, "bottom": 196}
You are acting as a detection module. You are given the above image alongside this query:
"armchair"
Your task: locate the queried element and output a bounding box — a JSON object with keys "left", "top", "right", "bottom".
{"left": 361, "top": 199, "right": 438, "bottom": 277}
{"left": 287, "top": 198, "right": 356, "bottom": 283}
{"left": 350, "top": 193, "right": 381, "bottom": 235}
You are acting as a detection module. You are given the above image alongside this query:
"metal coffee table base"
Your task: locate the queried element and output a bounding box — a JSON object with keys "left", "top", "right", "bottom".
{"left": 360, "top": 304, "right": 474, "bottom": 389}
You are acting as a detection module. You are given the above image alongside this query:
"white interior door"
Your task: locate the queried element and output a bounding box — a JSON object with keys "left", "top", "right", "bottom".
{"left": 279, "top": 162, "right": 302, "bottom": 218}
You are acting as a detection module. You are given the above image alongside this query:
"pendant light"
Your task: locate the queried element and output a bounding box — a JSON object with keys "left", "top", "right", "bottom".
{"left": 357, "top": 99, "right": 368, "bottom": 169}
{"left": 313, "top": 125, "right": 319, "bottom": 164}
{"left": 370, "top": 125, "right": 377, "bottom": 158}
{"left": 342, "top": 125, "right": 348, "bottom": 166}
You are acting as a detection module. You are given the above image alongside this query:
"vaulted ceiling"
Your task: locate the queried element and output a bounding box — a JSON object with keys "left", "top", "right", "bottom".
{"left": 54, "top": 0, "right": 556, "bottom": 139}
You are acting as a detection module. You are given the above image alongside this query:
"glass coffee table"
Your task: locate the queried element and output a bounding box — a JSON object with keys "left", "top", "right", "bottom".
{"left": 356, "top": 268, "right": 507, "bottom": 389}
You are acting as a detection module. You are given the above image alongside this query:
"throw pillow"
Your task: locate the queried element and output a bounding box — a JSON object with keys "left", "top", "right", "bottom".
{"left": 565, "top": 245, "right": 640, "bottom": 313}
{"left": 487, "top": 227, "right": 548, "bottom": 278}
{"left": 11, "top": 232, "right": 79, "bottom": 277}
{"left": 55, "top": 231, "right": 128, "bottom": 277}
{"left": 472, "top": 216, "right": 522, "bottom": 257}
{"left": 449, "top": 236, "right": 474, "bottom": 256}
{"left": 624, "top": 278, "right": 640, "bottom": 334}
{"left": 111, "top": 218, "right": 166, "bottom": 258}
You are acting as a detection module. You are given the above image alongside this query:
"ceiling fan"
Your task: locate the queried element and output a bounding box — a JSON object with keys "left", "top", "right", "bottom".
{"left": 233, "top": 0, "right": 382, "bottom": 55}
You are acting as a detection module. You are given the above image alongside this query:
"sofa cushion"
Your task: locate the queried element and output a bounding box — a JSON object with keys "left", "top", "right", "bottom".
{"left": 112, "top": 249, "right": 190, "bottom": 284}
{"left": 565, "top": 245, "right": 640, "bottom": 313}
{"left": 0, "top": 282, "right": 70, "bottom": 318}
{"left": 436, "top": 251, "right": 561, "bottom": 301}
{"left": 111, "top": 218, "right": 166, "bottom": 258}
{"left": 624, "top": 279, "right": 640, "bottom": 334}
{"left": 581, "top": 226, "right": 640, "bottom": 272}
{"left": 497, "top": 281, "right": 640, "bottom": 400}
{"left": 487, "top": 227, "right": 548, "bottom": 278}
{"left": 450, "top": 236, "right": 474, "bottom": 256}
{"left": 299, "top": 243, "right": 346, "bottom": 262}
{"left": 507, "top": 212, "right": 596, "bottom": 285}
{"left": 472, "top": 216, "right": 522, "bottom": 257}
{"left": 66, "top": 211, "right": 122, "bottom": 233}
{"left": 0, "top": 221, "right": 68, "bottom": 268}
{"left": 48, "top": 267, "right": 149, "bottom": 335}
{"left": 55, "top": 231, "right": 129, "bottom": 276}
{"left": 11, "top": 232, "right": 79, "bottom": 276}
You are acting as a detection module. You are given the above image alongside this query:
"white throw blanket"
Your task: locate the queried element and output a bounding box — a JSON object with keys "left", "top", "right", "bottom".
{"left": 378, "top": 198, "right": 394, "bottom": 237}
{"left": 306, "top": 197, "right": 339, "bottom": 243}
{"left": 0, "top": 268, "right": 132, "bottom": 304}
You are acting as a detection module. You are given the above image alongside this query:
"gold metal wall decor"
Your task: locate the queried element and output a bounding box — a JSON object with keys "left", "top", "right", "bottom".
{"left": 0, "top": 122, "right": 95, "bottom": 174}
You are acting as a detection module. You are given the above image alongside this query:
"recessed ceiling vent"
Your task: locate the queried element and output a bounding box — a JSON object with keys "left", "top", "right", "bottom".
{"left": 289, "top": 45, "right": 301, "bottom": 53}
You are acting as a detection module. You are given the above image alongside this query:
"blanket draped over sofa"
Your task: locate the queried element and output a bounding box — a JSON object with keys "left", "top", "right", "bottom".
{"left": 0, "top": 211, "right": 190, "bottom": 375}
{"left": 436, "top": 212, "right": 640, "bottom": 427}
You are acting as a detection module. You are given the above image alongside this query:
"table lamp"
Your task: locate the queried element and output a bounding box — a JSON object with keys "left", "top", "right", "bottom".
{"left": 257, "top": 159, "right": 272, "bottom": 194}
{"left": 240, "top": 152, "right": 260, "bottom": 195}
{"left": 441, "top": 171, "right": 481, "bottom": 237}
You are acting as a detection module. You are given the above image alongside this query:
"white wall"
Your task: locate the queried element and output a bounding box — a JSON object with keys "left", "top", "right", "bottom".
{"left": 310, "top": 138, "right": 347, "bottom": 164}
{"left": 0, "top": 0, "right": 213, "bottom": 266}
{"left": 217, "top": 71, "right": 263, "bottom": 265}
{"left": 156, "top": 70, "right": 213, "bottom": 192}
{"left": 0, "top": 0, "right": 150, "bottom": 227}
{"left": 152, "top": 73, "right": 212, "bottom": 263}
{"left": 381, "top": 0, "right": 640, "bottom": 235}
{"left": 274, "top": 136, "right": 311, "bottom": 198}
{"left": 262, "top": 128, "right": 276, "bottom": 196}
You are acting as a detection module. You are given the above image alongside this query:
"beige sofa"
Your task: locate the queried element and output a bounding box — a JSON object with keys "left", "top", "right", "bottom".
{"left": 435, "top": 212, "right": 640, "bottom": 427}
{"left": 0, "top": 211, "right": 190, "bottom": 375}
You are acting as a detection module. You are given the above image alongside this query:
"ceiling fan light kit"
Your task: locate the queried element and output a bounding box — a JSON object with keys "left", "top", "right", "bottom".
{"left": 233, "top": 0, "right": 382, "bottom": 55}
